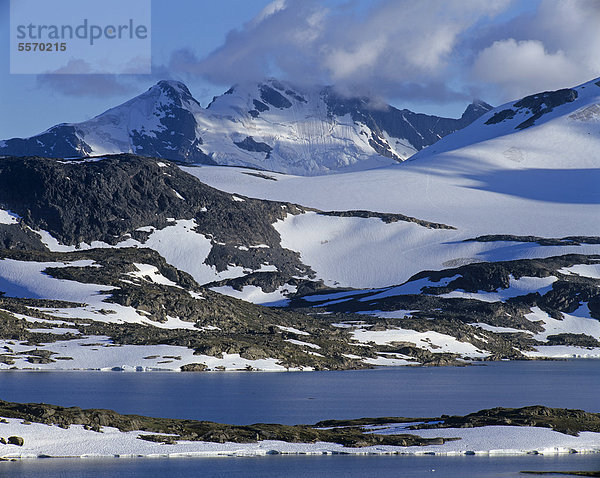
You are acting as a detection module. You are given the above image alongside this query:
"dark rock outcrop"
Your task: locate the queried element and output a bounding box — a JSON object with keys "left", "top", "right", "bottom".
{"left": 7, "top": 436, "right": 24, "bottom": 446}
{"left": 484, "top": 88, "right": 578, "bottom": 130}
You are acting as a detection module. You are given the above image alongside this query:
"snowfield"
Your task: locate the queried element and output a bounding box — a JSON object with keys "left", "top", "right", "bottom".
{"left": 0, "top": 209, "right": 19, "bottom": 224}
{"left": 35, "top": 219, "right": 249, "bottom": 286}
{"left": 1, "top": 419, "right": 599, "bottom": 459}
{"left": 350, "top": 328, "right": 488, "bottom": 357}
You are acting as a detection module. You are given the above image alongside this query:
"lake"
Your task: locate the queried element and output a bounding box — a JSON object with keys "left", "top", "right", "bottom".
{"left": 0, "top": 361, "right": 599, "bottom": 476}
{"left": 2, "top": 454, "right": 600, "bottom": 478}
{"left": 0, "top": 361, "right": 598, "bottom": 424}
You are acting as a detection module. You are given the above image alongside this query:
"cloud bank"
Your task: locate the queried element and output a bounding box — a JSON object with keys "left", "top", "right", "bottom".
{"left": 38, "top": 0, "right": 600, "bottom": 106}
{"left": 171, "top": 0, "right": 600, "bottom": 105}
{"left": 471, "top": 0, "right": 600, "bottom": 100}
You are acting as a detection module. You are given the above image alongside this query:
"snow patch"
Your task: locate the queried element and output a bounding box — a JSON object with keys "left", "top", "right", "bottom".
{"left": 559, "top": 263, "right": 600, "bottom": 279}
{"left": 210, "top": 284, "right": 296, "bottom": 306}
{"left": 129, "top": 263, "right": 179, "bottom": 287}
{"left": 276, "top": 325, "right": 310, "bottom": 336}
{"left": 351, "top": 327, "right": 488, "bottom": 357}
{"left": 285, "top": 339, "right": 320, "bottom": 349}
{"left": 0, "top": 209, "right": 20, "bottom": 224}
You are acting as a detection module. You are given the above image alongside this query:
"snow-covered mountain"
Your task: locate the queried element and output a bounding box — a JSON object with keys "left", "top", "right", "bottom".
{"left": 0, "top": 79, "right": 491, "bottom": 175}
{"left": 192, "top": 76, "right": 600, "bottom": 246}
{"left": 0, "top": 81, "right": 210, "bottom": 164}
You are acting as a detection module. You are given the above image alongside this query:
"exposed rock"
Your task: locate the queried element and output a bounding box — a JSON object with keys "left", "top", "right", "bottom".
{"left": 0, "top": 224, "right": 47, "bottom": 251}
{"left": 319, "top": 210, "right": 455, "bottom": 229}
{"left": 179, "top": 363, "right": 207, "bottom": 372}
{"left": 0, "top": 155, "right": 313, "bottom": 277}
{"left": 289, "top": 254, "right": 600, "bottom": 362}
{"left": 411, "top": 406, "right": 600, "bottom": 436}
{"left": 0, "top": 80, "right": 491, "bottom": 173}
{"left": 252, "top": 99, "right": 269, "bottom": 112}
{"left": 520, "top": 472, "right": 600, "bottom": 477}
{"left": 485, "top": 108, "right": 516, "bottom": 125}
{"left": 138, "top": 434, "right": 179, "bottom": 444}
{"left": 465, "top": 235, "right": 600, "bottom": 246}
{"left": 322, "top": 87, "right": 492, "bottom": 153}
{"left": 206, "top": 271, "right": 326, "bottom": 295}
{"left": 484, "top": 88, "right": 578, "bottom": 130}
{"left": 259, "top": 84, "right": 292, "bottom": 109}
{"left": 513, "top": 88, "right": 578, "bottom": 129}
{"left": 546, "top": 333, "right": 600, "bottom": 348}
{"left": 7, "top": 436, "right": 24, "bottom": 446}
{"left": 242, "top": 171, "right": 277, "bottom": 181}
{"left": 234, "top": 136, "right": 273, "bottom": 158}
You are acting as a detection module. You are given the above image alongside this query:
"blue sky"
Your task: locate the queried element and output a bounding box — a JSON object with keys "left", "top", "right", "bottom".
{"left": 2, "top": 0, "right": 599, "bottom": 139}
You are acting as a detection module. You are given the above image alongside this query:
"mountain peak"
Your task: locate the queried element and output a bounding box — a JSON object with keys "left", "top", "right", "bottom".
{"left": 148, "top": 80, "right": 200, "bottom": 109}
{"left": 461, "top": 99, "right": 494, "bottom": 121}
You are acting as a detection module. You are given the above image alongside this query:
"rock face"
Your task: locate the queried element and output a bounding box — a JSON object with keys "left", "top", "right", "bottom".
{"left": 0, "top": 81, "right": 211, "bottom": 164}
{"left": 411, "top": 406, "right": 600, "bottom": 436}
{"left": 0, "top": 154, "right": 496, "bottom": 370}
{"left": 321, "top": 88, "right": 491, "bottom": 154}
{"left": 179, "top": 363, "right": 208, "bottom": 372}
{"left": 0, "top": 79, "right": 492, "bottom": 175}
{"left": 0, "top": 125, "right": 92, "bottom": 158}
{"left": 290, "top": 253, "right": 600, "bottom": 362}
{"left": 0, "top": 155, "right": 311, "bottom": 277}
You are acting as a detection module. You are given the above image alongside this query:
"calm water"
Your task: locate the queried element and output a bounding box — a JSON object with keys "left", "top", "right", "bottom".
{"left": 0, "top": 361, "right": 599, "bottom": 477}
{"left": 2, "top": 454, "right": 600, "bottom": 478}
{"left": 0, "top": 361, "right": 598, "bottom": 424}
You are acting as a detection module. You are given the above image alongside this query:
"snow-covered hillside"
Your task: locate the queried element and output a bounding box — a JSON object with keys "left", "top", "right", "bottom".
{"left": 0, "top": 79, "right": 491, "bottom": 175}
{"left": 185, "top": 77, "right": 600, "bottom": 287}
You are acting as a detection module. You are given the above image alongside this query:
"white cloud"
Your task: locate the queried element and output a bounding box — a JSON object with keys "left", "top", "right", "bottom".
{"left": 473, "top": 39, "right": 582, "bottom": 100}
{"left": 471, "top": 0, "right": 600, "bottom": 102}
{"left": 169, "top": 0, "right": 600, "bottom": 106}
{"left": 250, "top": 0, "right": 288, "bottom": 26}
{"left": 171, "top": 0, "right": 510, "bottom": 102}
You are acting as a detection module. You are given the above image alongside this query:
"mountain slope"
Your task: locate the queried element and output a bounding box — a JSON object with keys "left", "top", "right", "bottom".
{"left": 0, "top": 79, "right": 491, "bottom": 175}
{"left": 0, "top": 81, "right": 211, "bottom": 164}
{"left": 412, "top": 78, "right": 600, "bottom": 160}
{"left": 187, "top": 77, "right": 600, "bottom": 243}
{"left": 0, "top": 154, "right": 506, "bottom": 370}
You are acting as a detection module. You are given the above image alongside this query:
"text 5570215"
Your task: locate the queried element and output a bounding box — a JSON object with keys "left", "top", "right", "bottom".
{"left": 17, "top": 42, "right": 67, "bottom": 51}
